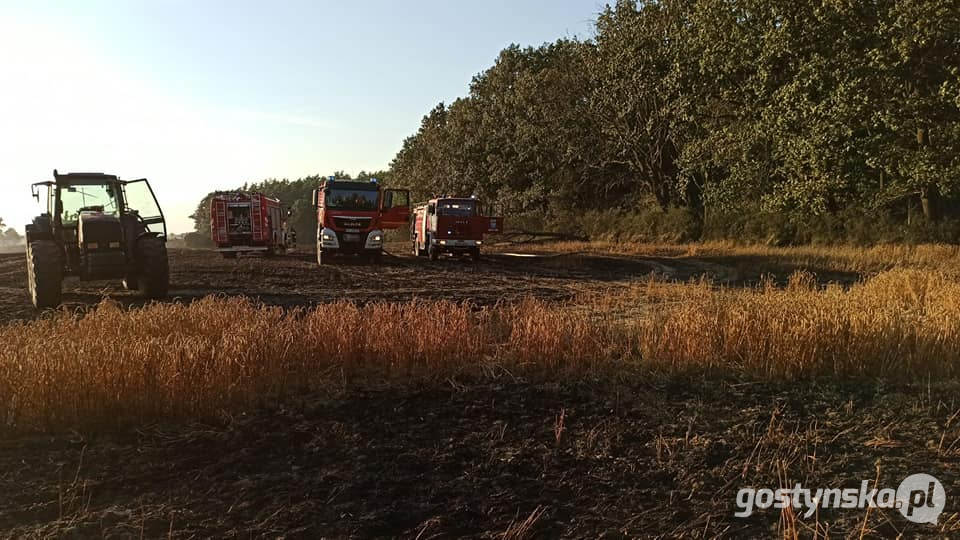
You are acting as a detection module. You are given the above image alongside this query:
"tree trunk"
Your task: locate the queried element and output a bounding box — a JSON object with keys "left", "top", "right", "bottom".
{"left": 921, "top": 184, "right": 940, "bottom": 222}
{"left": 917, "top": 127, "right": 939, "bottom": 222}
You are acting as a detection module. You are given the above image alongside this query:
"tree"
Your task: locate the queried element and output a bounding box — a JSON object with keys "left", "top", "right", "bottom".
{"left": 392, "top": 39, "right": 604, "bottom": 214}
{"left": 589, "top": 1, "right": 690, "bottom": 211}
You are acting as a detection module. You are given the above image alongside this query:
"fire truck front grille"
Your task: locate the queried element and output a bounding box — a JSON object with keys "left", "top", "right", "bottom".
{"left": 333, "top": 217, "right": 372, "bottom": 229}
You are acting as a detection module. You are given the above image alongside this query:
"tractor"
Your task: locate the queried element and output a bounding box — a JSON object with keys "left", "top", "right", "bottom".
{"left": 25, "top": 170, "right": 170, "bottom": 308}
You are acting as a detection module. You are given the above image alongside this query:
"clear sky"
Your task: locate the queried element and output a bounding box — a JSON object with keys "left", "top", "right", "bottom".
{"left": 0, "top": 0, "right": 599, "bottom": 234}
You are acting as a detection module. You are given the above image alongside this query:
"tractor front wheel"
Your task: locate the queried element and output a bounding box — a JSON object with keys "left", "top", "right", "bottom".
{"left": 26, "top": 240, "right": 62, "bottom": 309}
{"left": 136, "top": 236, "right": 169, "bottom": 299}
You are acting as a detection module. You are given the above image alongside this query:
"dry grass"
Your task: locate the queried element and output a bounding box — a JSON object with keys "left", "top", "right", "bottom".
{"left": 0, "top": 297, "right": 626, "bottom": 434}
{"left": 3, "top": 263, "right": 960, "bottom": 434}
{"left": 498, "top": 240, "right": 960, "bottom": 275}
{"left": 602, "top": 268, "right": 960, "bottom": 379}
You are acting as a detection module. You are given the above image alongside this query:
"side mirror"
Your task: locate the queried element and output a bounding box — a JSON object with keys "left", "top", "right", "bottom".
{"left": 311, "top": 189, "right": 319, "bottom": 208}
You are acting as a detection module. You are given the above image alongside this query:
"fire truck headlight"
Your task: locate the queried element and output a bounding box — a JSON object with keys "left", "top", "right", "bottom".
{"left": 476, "top": 240, "right": 482, "bottom": 245}
{"left": 322, "top": 233, "right": 334, "bottom": 241}
{"left": 372, "top": 234, "right": 382, "bottom": 242}
{"left": 439, "top": 240, "right": 447, "bottom": 245}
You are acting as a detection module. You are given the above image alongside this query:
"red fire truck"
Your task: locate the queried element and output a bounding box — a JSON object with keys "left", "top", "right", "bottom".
{"left": 210, "top": 192, "right": 294, "bottom": 258}
{"left": 311, "top": 177, "right": 409, "bottom": 264}
{"left": 411, "top": 196, "right": 501, "bottom": 260}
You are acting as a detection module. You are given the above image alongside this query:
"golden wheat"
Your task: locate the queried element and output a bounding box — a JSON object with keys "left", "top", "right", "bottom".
{"left": 3, "top": 267, "right": 960, "bottom": 433}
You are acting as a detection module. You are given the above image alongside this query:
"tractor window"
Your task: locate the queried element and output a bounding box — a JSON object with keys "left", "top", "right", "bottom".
{"left": 59, "top": 185, "right": 119, "bottom": 224}
{"left": 123, "top": 180, "right": 164, "bottom": 225}
{"left": 436, "top": 200, "right": 477, "bottom": 217}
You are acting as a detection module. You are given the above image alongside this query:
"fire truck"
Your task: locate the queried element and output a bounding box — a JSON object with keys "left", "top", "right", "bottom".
{"left": 311, "top": 177, "right": 409, "bottom": 264}
{"left": 210, "top": 192, "right": 294, "bottom": 258}
{"left": 411, "top": 196, "right": 501, "bottom": 260}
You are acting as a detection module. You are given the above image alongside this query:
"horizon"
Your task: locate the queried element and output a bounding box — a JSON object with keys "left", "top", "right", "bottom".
{"left": 0, "top": 0, "right": 598, "bottom": 234}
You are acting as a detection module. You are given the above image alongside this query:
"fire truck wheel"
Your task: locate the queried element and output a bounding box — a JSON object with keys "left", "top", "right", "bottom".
{"left": 428, "top": 242, "right": 439, "bottom": 261}
{"left": 367, "top": 251, "right": 382, "bottom": 264}
{"left": 470, "top": 247, "right": 481, "bottom": 261}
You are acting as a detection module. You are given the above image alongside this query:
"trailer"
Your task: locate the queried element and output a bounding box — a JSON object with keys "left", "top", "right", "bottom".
{"left": 411, "top": 196, "right": 501, "bottom": 261}
{"left": 210, "top": 192, "right": 294, "bottom": 258}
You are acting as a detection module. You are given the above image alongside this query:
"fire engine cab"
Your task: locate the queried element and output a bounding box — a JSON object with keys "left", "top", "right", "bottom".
{"left": 411, "top": 196, "right": 501, "bottom": 260}
{"left": 311, "top": 177, "right": 409, "bottom": 264}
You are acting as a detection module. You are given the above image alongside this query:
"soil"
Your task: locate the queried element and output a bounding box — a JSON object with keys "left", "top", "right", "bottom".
{"left": 0, "top": 244, "right": 859, "bottom": 326}
{"left": 5, "top": 245, "right": 952, "bottom": 538}
{"left": 1, "top": 379, "right": 957, "bottom": 538}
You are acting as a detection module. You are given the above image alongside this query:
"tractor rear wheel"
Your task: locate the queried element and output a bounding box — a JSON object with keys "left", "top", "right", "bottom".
{"left": 26, "top": 240, "right": 62, "bottom": 309}
{"left": 136, "top": 236, "right": 169, "bottom": 299}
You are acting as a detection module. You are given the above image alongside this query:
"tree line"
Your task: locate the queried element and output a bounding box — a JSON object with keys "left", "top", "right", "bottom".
{"left": 0, "top": 218, "right": 23, "bottom": 247}
{"left": 389, "top": 0, "right": 960, "bottom": 243}
{"left": 192, "top": 0, "right": 959, "bottom": 244}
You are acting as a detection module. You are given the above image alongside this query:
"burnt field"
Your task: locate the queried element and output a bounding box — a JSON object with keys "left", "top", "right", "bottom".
{"left": 1, "top": 245, "right": 959, "bottom": 538}
{"left": 0, "top": 246, "right": 720, "bottom": 326}
{"left": 0, "top": 243, "right": 859, "bottom": 326}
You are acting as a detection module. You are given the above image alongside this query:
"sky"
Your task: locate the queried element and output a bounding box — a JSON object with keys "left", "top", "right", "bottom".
{"left": 0, "top": 0, "right": 599, "bottom": 234}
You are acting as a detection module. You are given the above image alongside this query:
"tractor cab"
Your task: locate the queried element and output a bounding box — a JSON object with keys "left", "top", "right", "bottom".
{"left": 25, "top": 170, "right": 169, "bottom": 308}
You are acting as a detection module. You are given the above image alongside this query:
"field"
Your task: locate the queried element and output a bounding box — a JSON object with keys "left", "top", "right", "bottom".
{"left": 2, "top": 244, "right": 960, "bottom": 538}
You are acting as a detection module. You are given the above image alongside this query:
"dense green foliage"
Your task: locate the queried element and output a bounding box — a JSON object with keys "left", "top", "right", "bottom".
{"left": 390, "top": 0, "right": 960, "bottom": 243}
{"left": 189, "top": 0, "right": 959, "bottom": 244}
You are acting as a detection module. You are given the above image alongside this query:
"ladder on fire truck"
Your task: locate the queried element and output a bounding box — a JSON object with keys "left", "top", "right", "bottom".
{"left": 250, "top": 195, "right": 262, "bottom": 241}
{"left": 214, "top": 199, "right": 228, "bottom": 243}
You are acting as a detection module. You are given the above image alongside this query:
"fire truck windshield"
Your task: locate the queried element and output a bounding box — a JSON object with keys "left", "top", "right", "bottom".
{"left": 325, "top": 189, "right": 379, "bottom": 210}
{"left": 437, "top": 200, "right": 477, "bottom": 217}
